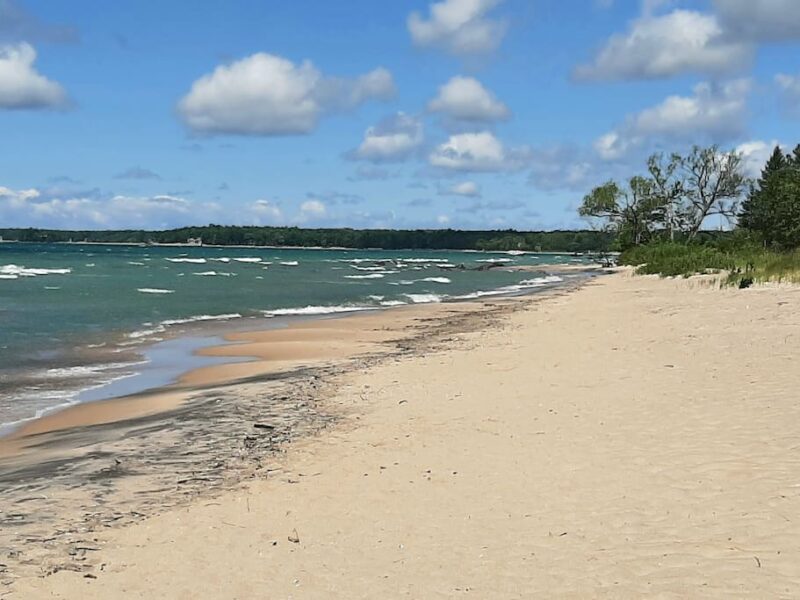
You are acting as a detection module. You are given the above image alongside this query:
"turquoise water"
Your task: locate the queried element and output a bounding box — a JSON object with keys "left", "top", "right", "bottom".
{"left": 0, "top": 242, "right": 586, "bottom": 429}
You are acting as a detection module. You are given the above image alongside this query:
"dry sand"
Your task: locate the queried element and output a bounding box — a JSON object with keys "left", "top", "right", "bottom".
{"left": 7, "top": 272, "right": 800, "bottom": 598}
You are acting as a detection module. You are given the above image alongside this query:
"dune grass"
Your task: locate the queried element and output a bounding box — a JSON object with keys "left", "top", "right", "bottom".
{"left": 619, "top": 243, "right": 800, "bottom": 286}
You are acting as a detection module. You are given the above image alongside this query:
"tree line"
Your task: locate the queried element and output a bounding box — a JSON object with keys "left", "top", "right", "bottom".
{"left": 0, "top": 226, "right": 613, "bottom": 254}
{"left": 580, "top": 144, "right": 800, "bottom": 251}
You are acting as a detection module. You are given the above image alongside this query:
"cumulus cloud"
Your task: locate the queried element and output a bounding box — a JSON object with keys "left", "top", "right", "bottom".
{"left": 429, "top": 131, "right": 529, "bottom": 172}
{"left": 714, "top": 0, "right": 800, "bottom": 42}
{"left": 440, "top": 181, "right": 481, "bottom": 197}
{"left": 114, "top": 167, "right": 161, "bottom": 180}
{"left": 574, "top": 10, "right": 751, "bottom": 81}
{"left": 408, "top": 0, "right": 507, "bottom": 56}
{"left": 0, "top": 42, "right": 68, "bottom": 109}
{"left": 178, "top": 53, "right": 395, "bottom": 136}
{"left": 735, "top": 140, "right": 786, "bottom": 178}
{"left": 250, "top": 199, "right": 282, "bottom": 223}
{"left": 595, "top": 80, "right": 751, "bottom": 161}
{"left": 528, "top": 146, "right": 597, "bottom": 191}
{"left": 349, "top": 112, "right": 423, "bottom": 162}
{"left": 428, "top": 76, "right": 509, "bottom": 122}
{"left": 299, "top": 199, "right": 326, "bottom": 218}
{"left": 0, "top": 186, "right": 226, "bottom": 229}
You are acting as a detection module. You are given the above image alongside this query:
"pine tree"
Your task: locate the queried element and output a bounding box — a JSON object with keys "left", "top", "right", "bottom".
{"left": 789, "top": 144, "right": 800, "bottom": 167}
{"left": 739, "top": 146, "right": 787, "bottom": 236}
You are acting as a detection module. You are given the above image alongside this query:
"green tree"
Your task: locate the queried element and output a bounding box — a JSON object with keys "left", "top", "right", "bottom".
{"left": 740, "top": 146, "right": 800, "bottom": 249}
{"left": 679, "top": 145, "right": 747, "bottom": 241}
{"left": 647, "top": 152, "right": 684, "bottom": 241}
{"left": 739, "top": 146, "right": 787, "bottom": 237}
{"left": 579, "top": 177, "right": 663, "bottom": 248}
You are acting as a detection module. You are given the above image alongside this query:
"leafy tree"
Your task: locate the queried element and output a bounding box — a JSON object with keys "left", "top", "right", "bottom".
{"left": 647, "top": 152, "right": 684, "bottom": 241}
{"left": 679, "top": 145, "right": 747, "bottom": 241}
{"left": 579, "top": 177, "right": 664, "bottom": 248}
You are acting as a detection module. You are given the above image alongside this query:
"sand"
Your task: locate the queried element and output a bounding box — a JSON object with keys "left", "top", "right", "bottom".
{"left": 6, "top": 272, "right": 800, "bottom": 598}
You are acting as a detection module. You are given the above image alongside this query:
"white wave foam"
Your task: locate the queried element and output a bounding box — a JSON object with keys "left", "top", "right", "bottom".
{"left": 128, "top": 261, "right": 146, "bottom": 266}
{"left": 160, "top": 313, "right": 242, "bottom": 326}
{"left": 213, "top": 257, "right": 231, "bottom": 263}
{"left": 380, "top": 300, "right": 407, "bottom": 307}
{"left": 280, "top": 261, "right": 299, "bottom": 266}
{"left": 0, "top": 264, "right": 72, "bottom": 277}
{"left": 43, "top": 361, "right": 147, "bottom": 379}
{"left": 518, "top": 275, "right": 563, "bottom": 286}
{"left": 420, "top": 277, "right": 451, "bottom": 284}
{"left": 454, "top": 275, "right": 564, "bottom": 300}
{"left": 351, "top": 265, "right": 388, "bottom": 271}
{"left": 263, "top": 305, "right": 376, "bottom": 317}
{"left": 404, "top": 293, "right": 444, "bottom": 303}
{"left": 127, "top": 325, "right": 167, "bottom": 338}
{"left": 166, "top": 257, "right": 207, "bottom": 264}
{"left": 345, "top": 273, "right": 384, "bottom": 279}
{"left": 137, "top": 288, "right": 175, "bottom": 294}
{"left": 476, "top": 258, "right": 513, "bottom": 263}
{"left": 368, "top": 295, "right": 385, "bottom": 301}
{"left": 192, "top": 271, "right": 234, "bottom": 277}
{"left": 233, "top": 257, "right": 262, "bottom": 263}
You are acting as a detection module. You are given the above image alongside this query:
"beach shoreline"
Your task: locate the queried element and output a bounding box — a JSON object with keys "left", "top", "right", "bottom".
{"left": 0, "top": 275, "right": 595, "bottom": 589}
{"left": 6, "top": 271, "right": 800, "bottom": 597}
{"left": 0, "top": 265, "right": 598, "bottom": 443}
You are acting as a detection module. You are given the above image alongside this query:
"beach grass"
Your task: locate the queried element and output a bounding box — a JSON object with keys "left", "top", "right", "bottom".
{"left": 620, "top": 242, "right": 800, "bottom": 285}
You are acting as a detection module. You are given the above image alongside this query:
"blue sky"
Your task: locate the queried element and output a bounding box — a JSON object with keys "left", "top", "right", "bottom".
{"left": 1, "top": 0, "right": 800, "bottom": 231}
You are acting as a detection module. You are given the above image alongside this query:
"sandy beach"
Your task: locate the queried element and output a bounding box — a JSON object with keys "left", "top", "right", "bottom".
{"left": 3, "top": 271, "right": 800, "bottom": 597}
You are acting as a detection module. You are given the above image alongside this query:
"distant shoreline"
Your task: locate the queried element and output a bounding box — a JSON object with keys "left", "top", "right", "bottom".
{"left": 0, "top": 239, "right": 596, "bottom": 255}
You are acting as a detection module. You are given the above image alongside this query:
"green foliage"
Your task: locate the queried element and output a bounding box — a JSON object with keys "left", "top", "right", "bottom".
{"left": 578, "top": 145, "right": 747, "bottom": 249}
{"left": 619, "top": 242, "right": 800, "bottom": 284}
{"left": 739, "top": 145, "right": 800, "bottom": 250}
{"left": 579, "top": 177, "right": 666, "bottom": 249}
{"left": 0, "top": 226, "right": 614, "bottom": 253}
{"left": 680, "top": 145, "right": 746, "bottom": 240}
{"left": 619, "top": 243, "right": 734, "bottom": 277}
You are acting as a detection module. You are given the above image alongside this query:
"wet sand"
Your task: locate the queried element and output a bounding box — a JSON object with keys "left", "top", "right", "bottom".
{"left": 5, "top": 271, "right": 800, "bottom": 597}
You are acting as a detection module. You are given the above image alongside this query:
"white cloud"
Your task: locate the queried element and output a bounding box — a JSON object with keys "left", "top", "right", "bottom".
{"left": 0, "top": 186, "right": 226, "bottom": 229}
{"left": 528, "top": 146, "right": 597, "bottom": 191}
{"left": 429, "top": 131, "right": 529, "bottom": 172}
{"left": 735, "top": 140, "right": 785, "bottom": 178}
{"left": 178, "top": 53, "right": 395, "bottom": 136}
{"left": 574, "top": 10, "right": 751, "bottom": 81}
{"left": 442, "top": 181, "right": 481, "bottom": 197}
{"left": 300, "top": 199, "right": 326, "bottom": 218}
{"left": 408, "top": 0, "right": 507, "bottom": 56}
{"left": 595, "top": 80, "right": 751, "bottom": 161}
{"left": 0, "top": 42, "right": 67, "bottom": 109}
{"left": 428, "top": 76, "right": 509, "bottom": 122}
{"left": 714, "top": 0, "right": 800, "bottom": 41}
{"left": 250, "top": 199, "right": 283, "bottom": 222}
{"left": 350, "top": 112, "right": 423, "bottom": 162}
{"left": 436, "top": 214, "right": 451, "bottom": 225}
